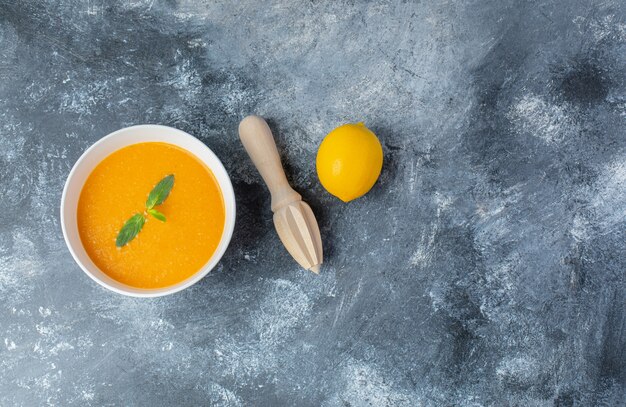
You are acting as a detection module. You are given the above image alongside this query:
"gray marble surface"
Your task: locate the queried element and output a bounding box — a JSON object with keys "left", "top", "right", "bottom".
{"left": 1, "top": 1, "right": 625, "bottom": 406}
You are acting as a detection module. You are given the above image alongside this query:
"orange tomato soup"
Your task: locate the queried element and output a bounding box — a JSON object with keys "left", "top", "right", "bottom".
{"left": 77, "top": 142, "right": 225, "bottom": 289}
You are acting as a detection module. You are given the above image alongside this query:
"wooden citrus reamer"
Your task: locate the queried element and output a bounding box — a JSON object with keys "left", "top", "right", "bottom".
{"left": 238, "top": 115, "right": 323, "bottom": 274}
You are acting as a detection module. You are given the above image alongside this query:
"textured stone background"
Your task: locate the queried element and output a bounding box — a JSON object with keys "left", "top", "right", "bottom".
{"left": 1, "top": 0, "right": 625, "bottom": 405}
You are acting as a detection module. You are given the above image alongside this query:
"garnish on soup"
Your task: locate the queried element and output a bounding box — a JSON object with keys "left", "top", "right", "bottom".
{"left": 115, "top": 174, "right": 175, "bottom": 247}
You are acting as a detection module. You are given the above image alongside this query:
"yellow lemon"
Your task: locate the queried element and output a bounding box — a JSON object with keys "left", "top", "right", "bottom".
{"left": 316, "top": 123, "right": 383, "bottom": 202}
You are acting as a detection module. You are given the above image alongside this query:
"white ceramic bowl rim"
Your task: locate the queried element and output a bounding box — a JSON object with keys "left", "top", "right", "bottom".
{"left": 60, "top": 124, "right": 236, "bottom": 297}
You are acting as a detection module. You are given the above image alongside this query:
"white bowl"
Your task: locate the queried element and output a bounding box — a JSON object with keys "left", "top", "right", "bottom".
{"left": 60, "top": 125, "right": 236, "bottom": 297}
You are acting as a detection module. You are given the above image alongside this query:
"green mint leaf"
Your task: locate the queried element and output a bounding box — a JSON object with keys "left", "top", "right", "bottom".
{"left": 116, "top": 213, "right": 146, "bottom": 247}
{"left": 146, "top": 174, "right": 175, "bottom": 209}
{"left": 148, "top": 208, "right": 166, "bottom": 222}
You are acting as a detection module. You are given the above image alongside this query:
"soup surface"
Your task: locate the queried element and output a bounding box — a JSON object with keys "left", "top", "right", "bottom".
{"left": 77, "top": 142, "right": 225, "bottom": 288}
